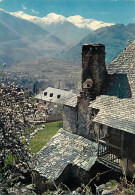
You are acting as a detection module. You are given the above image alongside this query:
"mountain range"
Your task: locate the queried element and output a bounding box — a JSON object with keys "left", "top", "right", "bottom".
{"left": 0, "top": 9, "right": 66, "bottom": 66}
{"left": 10, "top": 11, "right": 114, "bottom": 31}
{"left": 10, "top": 11, "right": 114, "bottom": 44}
{"left": 1, "top": 8, "right": 135, "bottom": 66}
{"left": 0, "top": 9, "right": 115, "bottom": 65}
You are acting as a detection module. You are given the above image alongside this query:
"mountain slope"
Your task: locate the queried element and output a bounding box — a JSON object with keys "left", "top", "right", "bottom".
{"left": 9, "top": 11, "right": 114, "bottom": 44}
{"left": 62, "top": 24, "right": 135, "bottom": 63}
{"left": 39, "top": 20, "right": 91, "bottom": 44}
{"left": 0, "top": 9, "right": 66, "bottom": 65}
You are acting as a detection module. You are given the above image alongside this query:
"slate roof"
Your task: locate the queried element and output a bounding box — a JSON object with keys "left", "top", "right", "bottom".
{"left": 34, "top": 129, "right": 97, "bottom": 181}
{"left": 90, "top": 96, "right": 135, "bottom": 134}
{"left": 89, "top": 40, "right": 135, "bottom": 133}
{"left": 107, "top": 40, "right": 135, "bottom": 98}
{"left": 64, "top": 95, "right": 78, "bottom": 107}
{"left": 35, "top": 87, "right": 77, "bottom": 106}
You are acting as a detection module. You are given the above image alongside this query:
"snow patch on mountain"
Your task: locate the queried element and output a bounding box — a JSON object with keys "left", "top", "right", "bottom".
{"left": 42, "top": 13, "right": 66, "bottom": 24}
{"left": 67, "top": 15, "right": 93, "bottom": 28}
{"left": 67, "top": 15, "right": 113, "bottom": 30}
{"left": 9, "top": 10, "right": 114, "bottom": 30}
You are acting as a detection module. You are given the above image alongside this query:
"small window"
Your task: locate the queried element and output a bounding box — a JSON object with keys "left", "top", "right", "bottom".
{"left": 90, "top": 47, "right": 92, "bottom": 51}
{"left": 110, "top": 128, "right": 120, "bottom": 135}
{"left": 95, "top": 47, "right": 98, "bottom": 50}
{"left": 36, "top": 99, "right": 39, "bottom": 103}
{"left": 57, "top": 95, "right": 61, "bottom": 99}
{"left": 50, "top": 93, "right": 53, "bottom": 97}
{"left": 44, "top": 92, "right": 47, "bottom": 96}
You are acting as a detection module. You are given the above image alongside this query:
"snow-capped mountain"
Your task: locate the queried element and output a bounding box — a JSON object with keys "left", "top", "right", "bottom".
{"left": 0, "top": 9, "right": 67, "bottom": 65}
{"left": 67, "top": 15, "right": 114, "bottom": 31}
{"left": 9, "top": 10, "right": 114, "bottom": 31}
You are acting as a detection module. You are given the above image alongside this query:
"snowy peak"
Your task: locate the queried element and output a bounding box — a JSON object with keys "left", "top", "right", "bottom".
{"left": 10, "top": 11, "right": 66, "bottom": 24}
{"left": 67, "top": 15, "right": 94, "bottom": 29}
{"left": 8, "top": 10, "right": 114, "bottom": 31}
{"left": 67, "top": 15, "right": 113, "bottom": 30}
{"left": 44, "top": 13, "right": 66, "bottom": 23}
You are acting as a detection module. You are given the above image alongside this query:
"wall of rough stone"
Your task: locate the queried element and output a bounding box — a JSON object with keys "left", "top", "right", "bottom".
{"left": 33, "top": 171, "right": 55, "bottom": 193}
{"left": 82, "top": 44, "right": 107, "bottom": 95}
{"left": 33, "top": 166, "right": 71, "bottom": 193}
{"left": 63, "top": 94, "right": 99, "bottom": 141}
{"left": 63, "top": 105, "right": 77, "bottom": 133}
{"left": 76, "top": 95, "right": 91, "bottom": 138}
{"left": 76, "top": 95, "right": 99, "bottom": 140}
{"left": 46, "top": 114, "right": 63, "bottom": 122}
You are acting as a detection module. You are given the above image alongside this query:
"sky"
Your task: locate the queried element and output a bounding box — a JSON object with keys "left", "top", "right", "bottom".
{"left": 0, "top": 0, "right": 135, "bottom": 24}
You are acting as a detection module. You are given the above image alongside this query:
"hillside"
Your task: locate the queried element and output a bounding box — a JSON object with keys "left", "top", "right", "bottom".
{"left": 38, "top": 20, "right": 91, "bottom": 45}
{"left": 10, "top": 11, "right": 114, "bottom": 44}
{"left": 0, "top": 9, "right": 66, "bottom": 66}
{"left": 62, "top": 24, "right": 135, "bottom": 64}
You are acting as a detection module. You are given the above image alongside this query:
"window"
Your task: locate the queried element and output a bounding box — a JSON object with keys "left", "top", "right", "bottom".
{"left": 111, "top": 128, "right": 120, "bottom": 135}
{"left": 57, "top": 95, "right": 61, "bottom": 99}
{"left": 90, "top": 47, "right": 92, "bottom": 51}
{"left": 36, "top": 99, "right": 39, "bottom": 103}
{"left": 44, "top": 92, "right": 47, "bottom": 96}
{"left": 50, "top": 93, "right": 53, "bottom": 97}
{"left": 108, "top": 127, "right": 120, "bottom": 135}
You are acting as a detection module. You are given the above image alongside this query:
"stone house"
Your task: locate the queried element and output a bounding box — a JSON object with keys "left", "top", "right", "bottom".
{"left": 33, "top": 41, "right": 135, "bottom": 191}
{"left": 63, "top": 41, "right": 135, "bottom": 177}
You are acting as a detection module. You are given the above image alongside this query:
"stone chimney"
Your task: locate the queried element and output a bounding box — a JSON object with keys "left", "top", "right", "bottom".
{"left": 82, "top": 43, "right": 107, "bottom": 97}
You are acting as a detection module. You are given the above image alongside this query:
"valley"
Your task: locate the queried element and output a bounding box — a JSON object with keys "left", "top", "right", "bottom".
{"left": 5, "top": 58, "right": 81, "bottom": 91}
{"left": 1, "top": 8, "right": 135, "bottom": 92}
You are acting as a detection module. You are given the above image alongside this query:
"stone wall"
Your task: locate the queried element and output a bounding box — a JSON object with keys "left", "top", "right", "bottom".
{"left": 76, "top": 95, "right": 91, "bottom": 138}
{"left": 82, "top": 44, "right": 107, "bottom": 95}
{"left": 63, "top": 105, "right": 77, "bottom": 133}
{"left": 77, "top": 95, "right": 99, "bottom": 140}
{"left": 63, "top": 94, "right": 99, "bottom": 141}
{"left": 46, "top": 114, "right": 63, "bottom": 122}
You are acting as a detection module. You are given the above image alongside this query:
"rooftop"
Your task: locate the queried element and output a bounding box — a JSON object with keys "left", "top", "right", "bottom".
{"left": 90, "top": 96, "right": 135, "bottom": 134}
{"left": 107, "top": 40, "right": 135, "bottom": 98}
{"left": 34, "top": 129, "right": 97, "bottom": 181}
{"left": 35, "top": 87, "right": 77, "bottom": 106}
{"left": 89, "top": 40, "right": 135, "bottom": 133}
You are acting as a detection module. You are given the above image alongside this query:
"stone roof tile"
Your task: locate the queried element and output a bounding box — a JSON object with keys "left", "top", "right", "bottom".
{"left": 34, "top": 129, "right": 97, "bottom": 181}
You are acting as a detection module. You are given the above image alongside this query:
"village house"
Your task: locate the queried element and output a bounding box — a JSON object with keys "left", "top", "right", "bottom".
{"left": 33, "top": 41, "right": 135, "bottom": 191}
{"left": 34, "top": 87, "right": 77, "bottom": 122}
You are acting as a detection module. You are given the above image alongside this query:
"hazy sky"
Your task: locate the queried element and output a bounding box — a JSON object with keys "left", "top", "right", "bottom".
{"left": 0, "top": 0, "right": 135, "bottom": 24}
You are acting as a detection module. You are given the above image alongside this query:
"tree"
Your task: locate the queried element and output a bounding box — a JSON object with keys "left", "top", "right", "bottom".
{"left": 33, "top": 81, "right": 38, "bottom": 94}
{"left": 0, "top": 64, "right": 36, "bottom": 180}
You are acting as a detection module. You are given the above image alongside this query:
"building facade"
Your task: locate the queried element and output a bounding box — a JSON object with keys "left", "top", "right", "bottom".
{"left": 63, "top": 41, "right": 135, "bottom": 177}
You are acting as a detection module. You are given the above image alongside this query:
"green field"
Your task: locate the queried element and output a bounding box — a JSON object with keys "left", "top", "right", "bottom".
{"left": 29, "top": 121, "right": 63, "bottom": 154}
